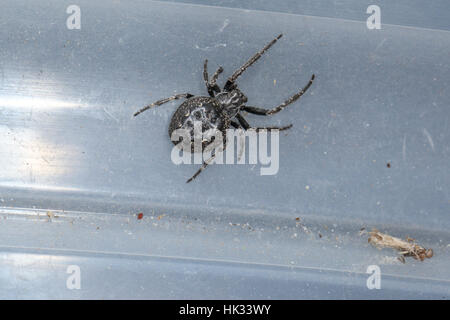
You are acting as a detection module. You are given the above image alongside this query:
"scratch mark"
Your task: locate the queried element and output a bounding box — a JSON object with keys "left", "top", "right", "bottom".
{"left": 217, "top": 19, "right": 230, "bottom": 33}
{"left": 194, "top": 43, "right": 227, "bottom": 51}
{"left": 422, "top": 128, "right": 435, "bottom": 152}
{"left": 375, "top": 38, "right": 387, "bottom": 51}
{"left": 41, "top": 156, "right": 50, "bottom": 164}
{"left": 103, "top": 107, "right": 119, "bottom": 123}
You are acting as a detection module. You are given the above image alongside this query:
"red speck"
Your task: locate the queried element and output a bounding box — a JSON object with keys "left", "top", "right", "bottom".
{"left": 137, "top": 212, "right": 143, "bottom": 220}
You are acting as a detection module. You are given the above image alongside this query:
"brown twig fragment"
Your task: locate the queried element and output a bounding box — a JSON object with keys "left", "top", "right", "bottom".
{"left": 368, "top": 229, "right": 433, "bottom": 262}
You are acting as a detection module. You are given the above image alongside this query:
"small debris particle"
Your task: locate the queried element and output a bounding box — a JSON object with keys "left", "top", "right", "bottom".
{"left": 157, "top": 214, "right": 165, "bottom": 220}
{"left": 47, "top": 211, "right": 55, "bottom": 221}
{"left": 137, "top": 212, "right": 143, "bottom": 220}
{"left": 386, "top": 162, "right": 391, "bottom": 168}
{"left": 359, "top": 227, "right": 367, "bottom": 236}
{"left": 295, "top": 217, "right": 301, "bottom": 221}
{"left": 273, "top": 79, "right": 276, "bottom": 86}
{"left": 368, "top": 229, "right": 433, "bottom": 262}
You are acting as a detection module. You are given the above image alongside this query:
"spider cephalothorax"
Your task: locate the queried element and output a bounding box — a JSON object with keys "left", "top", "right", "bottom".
{"left": 214, "top": 88, "right": 248, "bottom": 118}
{"left": 134, "top": 34, "right": 315, "bottom": 183}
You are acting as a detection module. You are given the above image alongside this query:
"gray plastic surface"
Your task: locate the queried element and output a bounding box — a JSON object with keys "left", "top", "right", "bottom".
{"left": 0, "top": 0, "right": 449, "bottom": 299}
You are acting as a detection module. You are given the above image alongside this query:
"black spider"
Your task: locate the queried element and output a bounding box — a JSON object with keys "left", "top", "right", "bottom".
{"left": 134, "top": 34, "right": 315, "bottom": 183}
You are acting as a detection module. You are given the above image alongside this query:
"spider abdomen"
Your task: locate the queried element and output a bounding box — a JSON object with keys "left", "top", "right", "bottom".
{"left": 168, "top": 96, "right": 230, "bottom": 152}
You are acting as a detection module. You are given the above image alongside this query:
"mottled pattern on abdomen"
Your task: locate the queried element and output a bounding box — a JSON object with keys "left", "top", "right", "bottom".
{"left": 168, "top": 96, "right": 229, "bottom": 152}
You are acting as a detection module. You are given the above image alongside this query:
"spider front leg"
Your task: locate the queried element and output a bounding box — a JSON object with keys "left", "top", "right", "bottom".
{"left": 133, "top": 93, "right": 194, "bottom": 117}
{"left": 210, "top": 66, "right": 223, "bottom": 91}
{"left": 242, "top": 74, "right": 315, "bottom": 115}
{"left": 235, "top": 113, "right": 292, "bottom": 131}
{"left": 224, "top": 34, "right": 283, "bottom": 91}
{"left": 203, "top": 59, "right": 223, "bottom": 97}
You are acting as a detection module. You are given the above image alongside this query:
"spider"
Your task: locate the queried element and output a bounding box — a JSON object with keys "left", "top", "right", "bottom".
{"left": 134, "top": 34, "right": 315, "bottom": 183}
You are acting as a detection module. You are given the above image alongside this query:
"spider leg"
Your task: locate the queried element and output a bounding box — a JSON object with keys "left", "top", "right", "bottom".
{"left": 133, "top": 93, "right": 194, "bottom": 117}
{"left": 203, "top": 59, "right": 215, "bottom": 97}
{"left": 187, "top": 153, "right": 217, "bottom": 183}
{"left": 230, "top": 120, "right": 241, "bottom": 128}
{"left": 224, "top": 34, "right": 283, "bottom": 91}
{"left": 242, "top": 74, "right": 315, "bottom": 115}
{"left": 210, "top": 66, "right": 224, "bottom": 93}
{"left": 235, "top": 113, "right": 250, "bottom": 129}
{"left": 204, "top": 59, "right": 223, "bottom": 96}
{"left": 235, "top": 113, "right": 292, "bottom": 131}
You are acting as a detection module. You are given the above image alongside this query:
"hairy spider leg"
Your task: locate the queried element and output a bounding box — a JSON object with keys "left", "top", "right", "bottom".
{"left": 186, "top": 152, "right": 217, "bottom": 183}
{"left": 133, "top": 93, "right": 194, "bottom": 117}
{"left": 210, "top": 66, "right": 224, "bottom": 92}
{"left": 234, "top": 113, "right": 292, "bottom": 131}
{"left": 203, "top": 59, "right": 223, "bottom": 97}
{"left": 224, "top": 34, "right": 283, "bottom": 91}
{"left": 242, "top": 74, "right": 315, "bottom": 115}
{"left": 203, "top": 60, "right": 212, "bottom": 96}
{"left": 230, "top": 120, "right": 241, "bottom": 128}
